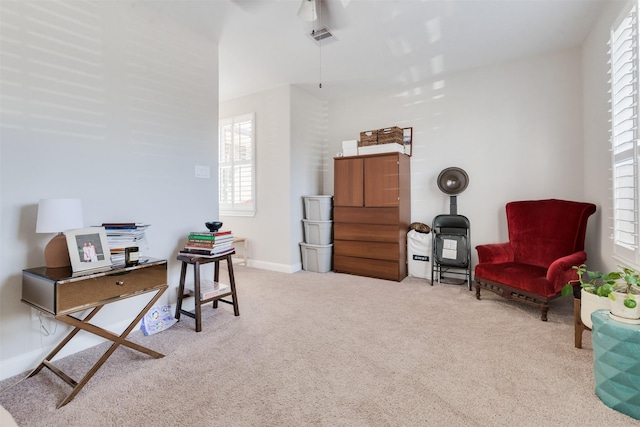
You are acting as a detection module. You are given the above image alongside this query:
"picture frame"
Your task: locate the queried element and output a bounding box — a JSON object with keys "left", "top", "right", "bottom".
{"left": 65, "top": 227, "right": 112, "bottom": 276}
{"left": 403, "top": 127, "right": 413, "bottom": 157}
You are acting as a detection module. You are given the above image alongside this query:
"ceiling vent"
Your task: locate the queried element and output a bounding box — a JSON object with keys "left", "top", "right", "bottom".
{"left": 308, "top": 26, "right": 337, "bottom": 45}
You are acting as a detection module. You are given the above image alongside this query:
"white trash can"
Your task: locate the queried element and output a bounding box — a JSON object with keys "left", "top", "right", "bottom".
{"left": 407, "top": 229, "right": 432, "bottom": 279}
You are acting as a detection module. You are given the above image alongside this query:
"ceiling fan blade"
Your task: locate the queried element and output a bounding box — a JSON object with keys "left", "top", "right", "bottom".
{"left": 298, "top": 0, "right": 317, "bottom": 22}
{"left": 229, "top": 0, "right": 271, "bottom": 13}
{"left": 318, "top": 0, "right": 349, "bottom": 31}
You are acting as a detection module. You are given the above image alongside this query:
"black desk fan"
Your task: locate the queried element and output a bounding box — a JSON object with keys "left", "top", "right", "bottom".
{"left": 436, "top": 167, "right": 469, "bottom": 214}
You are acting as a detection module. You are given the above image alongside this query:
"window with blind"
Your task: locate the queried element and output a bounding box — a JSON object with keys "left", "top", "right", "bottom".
{"left": 219, "top": 113, "right": 256, "bottom": 216}
{"left": 611, "top": 1, "right": 639, "bottom": 266}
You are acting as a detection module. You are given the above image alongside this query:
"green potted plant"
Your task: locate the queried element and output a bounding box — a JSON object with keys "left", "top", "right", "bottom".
{"left": 561, "top": 264, "right": 614, "bottom": 329}
{"left": 608, "top": 266, "right": 640, "bottom": 322}
{"left": 562, "top": 264, "right": 640, "bottom": 325}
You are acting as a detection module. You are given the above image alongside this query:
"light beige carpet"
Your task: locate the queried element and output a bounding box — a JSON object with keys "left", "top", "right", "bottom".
{"left": 0, "top": 266, "right": 637, "bottom": 426}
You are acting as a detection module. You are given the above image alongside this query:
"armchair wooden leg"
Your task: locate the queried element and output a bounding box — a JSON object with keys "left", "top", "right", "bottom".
{"left": 540, "top": 305, "right": 549, "bottom": 321}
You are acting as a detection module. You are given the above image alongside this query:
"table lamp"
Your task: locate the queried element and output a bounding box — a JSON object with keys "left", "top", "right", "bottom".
{"left": 36, "top": 198, "right": 84, "bottom": 269}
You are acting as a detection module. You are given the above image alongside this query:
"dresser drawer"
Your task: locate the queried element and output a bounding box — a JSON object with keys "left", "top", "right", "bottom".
{"left": 334, "top": 240, "right": 399, "bottom": 261}
{"left": 334, "top": 255, "right": 401, "bottom": 281}
{"left": 56, "top": 263, "right": 167, "bottom": 314}
{"left": 334, "top": 223, "right": 398, "bottom": 242}
{"left": 333, "top": 207, "right": 398, "bottom": 224}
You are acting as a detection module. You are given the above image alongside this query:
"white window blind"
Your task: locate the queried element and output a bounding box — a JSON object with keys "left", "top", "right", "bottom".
{"left": 219, "top": 113, "right": 255, "bottom": 216}
{"left": 611, "top": 1, "right": 639, "bottom": 265}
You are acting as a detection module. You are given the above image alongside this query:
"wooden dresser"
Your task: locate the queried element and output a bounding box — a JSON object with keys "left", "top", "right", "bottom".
{"left": 333, "top": 152, "right": 411, "bottom": 281}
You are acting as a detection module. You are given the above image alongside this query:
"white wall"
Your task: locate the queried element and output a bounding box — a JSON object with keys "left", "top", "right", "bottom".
{"left": 290, "top": 86, "right": 328, "bottom": 265}
{"left": 582, "top": 0, "right": 628, "bottom": 272}
{"left": 221, "top": 48, "right": 593, "bottom": 273}
{"left": 219, "top": 86, "right": 293, "bottom": 271}
{"left": 325, "top": 49, "right": 588, "bottom": 264}
{"left": 219, "top": 85, "right": 327, "bottom": 271}
{"left": 0, "top": 1, "right": 219, "bottom": 380}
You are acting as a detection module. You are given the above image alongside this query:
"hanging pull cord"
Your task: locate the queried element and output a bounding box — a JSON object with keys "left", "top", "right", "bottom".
{"left": 311, "top": 28, "right": 322, "bottom": 89}
{"left": 319, "top": 39, "right": 322, "bottom": 89}
{"left": 317, "top": 1, "right": 322, "bottom": 89}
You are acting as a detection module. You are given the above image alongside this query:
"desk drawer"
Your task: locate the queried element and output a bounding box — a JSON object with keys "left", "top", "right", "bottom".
{"left": 56, "top": 264, "right": 167, "bottom": 314}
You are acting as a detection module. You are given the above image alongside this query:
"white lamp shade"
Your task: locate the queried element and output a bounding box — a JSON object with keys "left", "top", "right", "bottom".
{"left": 298, "top": 0, "right": 317, "bottom": 22}
{"left": 36, "top": 198, "right": 84, "bottom": 233}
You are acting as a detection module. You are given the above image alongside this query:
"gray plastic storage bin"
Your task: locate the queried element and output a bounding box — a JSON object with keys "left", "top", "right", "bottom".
{"left": 302, "top": 219, "right": 333, "bottom": 245}
{"left": 303, "top": 196, "right": 333, "bottom": 221}
{"left": 300, "top": 242, "right": 333, "bottom": 273}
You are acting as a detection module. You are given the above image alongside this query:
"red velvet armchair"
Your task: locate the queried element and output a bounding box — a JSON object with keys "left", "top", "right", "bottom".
{"left": 474, "top": 199, "right": 596, "bottom": 321}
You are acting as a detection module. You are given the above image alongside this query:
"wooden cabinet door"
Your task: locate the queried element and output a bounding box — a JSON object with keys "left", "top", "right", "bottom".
{"left": 334, "top": 157, "right": 364, "bottom": 207}
{"left": 364, "top": 154, "right": 399, "bottom": 207}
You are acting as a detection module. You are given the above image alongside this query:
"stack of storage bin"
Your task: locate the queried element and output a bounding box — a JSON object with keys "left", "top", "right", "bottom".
{"left": 300, "top": 195, "right": 333, "bottom": 272}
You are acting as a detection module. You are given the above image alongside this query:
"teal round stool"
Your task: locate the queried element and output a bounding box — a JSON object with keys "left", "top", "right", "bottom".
{"left": 591, "top": 310, "right": 640, "bottom": 420}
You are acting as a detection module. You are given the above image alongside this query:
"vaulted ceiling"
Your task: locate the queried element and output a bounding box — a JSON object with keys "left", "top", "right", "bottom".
{"left": 147, "top": 0, "right": 608, "bottom": 102}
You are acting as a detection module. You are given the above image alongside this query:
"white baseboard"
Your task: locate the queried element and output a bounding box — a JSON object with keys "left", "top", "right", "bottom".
{"left": 246, "top": 259, "right": 301, "bottom": 273}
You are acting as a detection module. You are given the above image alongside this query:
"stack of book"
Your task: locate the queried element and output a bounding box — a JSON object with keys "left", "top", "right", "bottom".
{"left": 179, "top": 230, "right": 234, "bottom": 257}
{"left": 101, "top": 223, "right": 150, "bottom": 264}
{"left": 184, "top": 279, "right": 231, "bottom": 300}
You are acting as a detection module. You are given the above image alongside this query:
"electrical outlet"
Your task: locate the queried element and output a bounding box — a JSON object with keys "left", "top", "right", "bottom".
{"left": 195, "top": 165, "right": 210, "bottom": 179}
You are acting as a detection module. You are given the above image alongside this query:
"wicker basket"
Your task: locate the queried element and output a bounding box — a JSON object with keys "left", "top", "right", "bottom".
{"left": 359, "top": 126, "right": 404, "bottom": 146}
{"left": 377, "top": 126, "right": 404, "bottom": 145}
{"left": 359, "top": 130, "right": 378, "bottom": 146}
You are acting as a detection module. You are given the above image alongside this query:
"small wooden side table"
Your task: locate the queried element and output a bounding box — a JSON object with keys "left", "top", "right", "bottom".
{"left": 574, "top": 297, "right": 591, "bottom": 348}
{"left": 21, "top": 259, "right": 168, "bottom": 408}
{"left": 175, "top": 252, "right": 239, "bottom": 332}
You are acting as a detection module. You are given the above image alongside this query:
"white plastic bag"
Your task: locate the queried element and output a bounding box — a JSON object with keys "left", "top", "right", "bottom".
{"left": 407, "top": 229, "right": 432, "bottom": 279}
{"left": 141, "top": 305, "right": 177, "bottom": 336}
